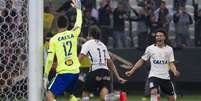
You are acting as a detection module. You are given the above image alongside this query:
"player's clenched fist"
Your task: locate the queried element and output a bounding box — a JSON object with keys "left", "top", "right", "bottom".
{"left": 118, "top": 77, "right": 127, "bottom": 84}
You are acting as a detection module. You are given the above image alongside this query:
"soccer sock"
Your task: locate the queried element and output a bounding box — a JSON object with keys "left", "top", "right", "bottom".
{"left": 69, "top": 95, "right": 78, "bottom": 101}
{"left": 81, "top": 96, "right": 89, "bottom": 101}
{"left": 104, "top": 94, "right": 111, "bottom": 101}
{"left": 150, "top": 95, "right": 158, "bottom": 101}
{"left": 120, "top": 91, "right": 127, "bottom": 101}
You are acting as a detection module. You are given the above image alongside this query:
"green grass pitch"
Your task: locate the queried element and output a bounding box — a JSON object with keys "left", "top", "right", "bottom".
{"left": 57, "top": 95, "right": 201, "bottom": 101}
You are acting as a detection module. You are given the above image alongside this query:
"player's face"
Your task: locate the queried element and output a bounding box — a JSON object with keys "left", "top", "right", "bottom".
{"left": 155, "top": 32, "right": 166, "bottom": 45}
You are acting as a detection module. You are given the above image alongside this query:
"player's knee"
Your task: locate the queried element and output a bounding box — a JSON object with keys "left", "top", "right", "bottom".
{"left": 150, "top": 88, "right": 157, "bottom": 95}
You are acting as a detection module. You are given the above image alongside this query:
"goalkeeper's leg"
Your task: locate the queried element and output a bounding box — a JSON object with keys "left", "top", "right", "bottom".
{"left": 69, "top": 95, "right": 78, "bottom": 101}
{"left": 46, "top": 90, "right": 56, "bottom": 101}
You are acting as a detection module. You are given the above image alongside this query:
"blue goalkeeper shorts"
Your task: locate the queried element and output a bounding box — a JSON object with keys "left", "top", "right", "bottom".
{"left": 48, "top": 73, "right": 79, "bottom": 96}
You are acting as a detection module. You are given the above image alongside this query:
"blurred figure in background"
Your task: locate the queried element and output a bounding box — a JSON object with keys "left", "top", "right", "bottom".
{"left": 112, "top": 1, "right": 127, "bottom": 48}
{"left": 148, "top": 14, "right": 160, "bottom": 45}
{"left": 194, "top": 4, "right": 201, "bottom": 47}
{"left": 98, "top": 0, "right": 112, "bottom": 46}
{"left": 132, "top": 7, "right": 149, "bottom": 50}
{"left": 173, "top": 6, "right": 193, "bottom": 48}
{"left": 154, "top": 1, "right": 170, "bottom": 32}
{"left": 173, "top": 0, "right": 187, "bottom": 11}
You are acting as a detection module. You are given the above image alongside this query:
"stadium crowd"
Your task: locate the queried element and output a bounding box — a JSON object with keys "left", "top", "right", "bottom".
{"left": 44, "top": 0, "right": 201, "bottom": 50}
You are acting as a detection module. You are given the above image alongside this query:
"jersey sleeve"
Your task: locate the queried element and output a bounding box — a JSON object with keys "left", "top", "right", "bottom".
{"left": 44, "top": 38, "right": 56, "bottom": 77}
{"left": 80, "top": 43, "right": 89, "bottom": 55}
{"left": 73, "top": 9, "right": 82, "bottom": 37}
{"left": 169, "top": 48, "right": 175, "bottom": 62}
{"left": 141, "top": 47, "right": 151, "bottom": 61}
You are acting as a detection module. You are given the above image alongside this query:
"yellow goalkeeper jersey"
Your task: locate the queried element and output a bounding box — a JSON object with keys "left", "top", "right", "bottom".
{"left": 44, "top": 9, "right": 82, "bottom": 77}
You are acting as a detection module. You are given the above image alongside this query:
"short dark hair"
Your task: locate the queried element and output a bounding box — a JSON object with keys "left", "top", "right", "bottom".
{"left": 57, "top": 15, "right": 68, "bottom": 28}
{"left": 156, "top": 28, "right": 167, "bottom": 37}
{"left": 88, "top": 26, "right": 101, "bottom": 39}
{"left": 155, "top": 28, "right": 168, "bottom": 44}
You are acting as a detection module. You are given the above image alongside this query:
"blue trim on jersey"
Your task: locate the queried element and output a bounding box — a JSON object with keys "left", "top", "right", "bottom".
{"left": 48, "top": 73, "right": 79, "bottom": 96}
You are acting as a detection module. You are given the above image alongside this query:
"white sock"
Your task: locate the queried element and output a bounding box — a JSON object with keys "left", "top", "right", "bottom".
{"left": 104, "top": 94, "right": 111, "bottom": 101}
{"left": 151, "top": 95, "right": 158, "bottom": 101}
{"left": 82, "top": 96, "right": 89, "bottom": 101}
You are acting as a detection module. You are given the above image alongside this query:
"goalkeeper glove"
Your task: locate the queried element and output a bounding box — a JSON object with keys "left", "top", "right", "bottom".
{"left": 43, "top": 77, "right": 49, "bottom": 90}
{"left": 71, "top": 0, "right": 82, "bottom": 9}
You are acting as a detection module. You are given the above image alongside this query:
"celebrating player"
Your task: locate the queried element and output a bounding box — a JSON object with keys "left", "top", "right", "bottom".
{"left": 79, "top": 26, "right": 126, "bottom": 101}
{"left": 43, "top": 0, "right": 82, "bottom": 101}
{"left": 126, "top": 28, "right": 180, "bottom": 101}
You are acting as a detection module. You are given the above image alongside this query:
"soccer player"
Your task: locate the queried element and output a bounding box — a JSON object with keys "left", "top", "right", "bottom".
{"left": 126, "top": 28, "right": 180, "bottom": 101}
{"left": 43, "top": 0, "right": 82, "bottom": 101}
{"left": 79, "top": 26, "right": 126, "bottom": 101}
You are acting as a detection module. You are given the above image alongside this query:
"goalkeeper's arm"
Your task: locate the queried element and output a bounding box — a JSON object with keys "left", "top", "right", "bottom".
{"left": 44, "top": 39, "right": 55, "bottom": 77}
{"left": 71, "top": 0, "right": 82, "bottom": 30}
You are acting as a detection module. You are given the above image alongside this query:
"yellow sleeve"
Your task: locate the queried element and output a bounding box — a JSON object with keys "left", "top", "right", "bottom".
{"left": 44, "top": 38, "right": 56, "bottom": 77}
{"left": 73, "top": 9, "right": 82, "bottom": 36}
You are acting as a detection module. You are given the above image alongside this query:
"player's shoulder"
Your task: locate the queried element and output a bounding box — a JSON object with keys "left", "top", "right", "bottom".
{"left": 84, "top": 40, "right": 94, "bottom": 45}
{"left": 50, "top": 31, "right": 62, "bottom": 41}
{"left": 146, "top": 44, "right": 155, "bottom": 49}
{"left": 165, "top": 45, "right": 173, "bottom": 51}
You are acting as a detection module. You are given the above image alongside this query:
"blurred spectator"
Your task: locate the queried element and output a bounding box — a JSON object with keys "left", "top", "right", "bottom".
{"left": 82, "top": 8, "right": 97, "bottom": 38}
{"left": 136, "top": 0, "right": 155, "bottom": 14}
{"left": 98, "top": 0, "right": 112, "bottom": 45}
{"left": 44, "top": 6, "right": 55, "bottom": 35}
{"left": 85, "top": 3, "right": 99, "bottom": 21}
{"left": 132, "top": 7, "right": 149, "bottom": 50}
{"left": 56, "top": 0, "right": 71, "bottom": 13}
{"left": 154, "top": 1, "right": 170, "bottom": 32}
{"left": 173, "top": 0, "right": 187, "bottom": 11}
{"left": 194, "top": 4, "right": 201, "bottom": 47}
{"left": 112, "top": 2, "right": 127, "bottom": 48}
{"left": 147, "top": 14, "right": 160, "bottom": 45}
{"left": 173, "top": 6, "right": 193, "bottom": 47}
{"left": 152, "top": 0, "right": 162, "bottom": 10}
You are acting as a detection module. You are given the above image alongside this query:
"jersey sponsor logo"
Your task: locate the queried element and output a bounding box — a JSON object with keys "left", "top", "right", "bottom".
{"left": 58, "top": 34, "right": 74, "bottom": 41}
{"left": 153, "top": 60, "right": 168, "bottom": 64}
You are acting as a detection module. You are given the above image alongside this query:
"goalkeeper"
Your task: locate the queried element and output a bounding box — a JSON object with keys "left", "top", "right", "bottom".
{"left": 43, "top": 0, "right": 82, "bottom": 101}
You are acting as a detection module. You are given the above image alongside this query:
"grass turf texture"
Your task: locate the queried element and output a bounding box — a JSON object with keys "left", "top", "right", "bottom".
{"left": 56, "top": 95, "right": 201, "bottom": 101}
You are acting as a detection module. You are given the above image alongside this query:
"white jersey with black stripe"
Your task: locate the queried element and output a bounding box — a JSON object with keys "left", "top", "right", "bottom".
{"left": 80, "top": 39, "right": 110, "bottom": 71}
{"left": 142, "top": 44, "right": 175, "bottom": 79}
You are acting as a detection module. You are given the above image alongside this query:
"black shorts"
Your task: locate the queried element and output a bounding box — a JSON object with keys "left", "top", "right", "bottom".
{"left": 149, "top": 77, "right": 175, "bottom": 96}
{"left": 83, "top": 69, "right": 111, "bottom": 94}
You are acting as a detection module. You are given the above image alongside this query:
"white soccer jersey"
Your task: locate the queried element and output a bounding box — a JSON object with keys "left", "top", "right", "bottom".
{"left": 142, "top": 44, "right": 175, "bottom": 79}
{"left": 80, "top": 39, "right": 110, "bottom": 71}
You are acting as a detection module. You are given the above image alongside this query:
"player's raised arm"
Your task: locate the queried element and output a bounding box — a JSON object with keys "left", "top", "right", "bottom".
{"left": 71, "top": 0, "right": 82, "bottom": 35}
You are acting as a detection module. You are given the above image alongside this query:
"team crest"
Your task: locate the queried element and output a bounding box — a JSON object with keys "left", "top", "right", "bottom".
{"left": 66, "top": 58, "right": 73, "bottom": 66}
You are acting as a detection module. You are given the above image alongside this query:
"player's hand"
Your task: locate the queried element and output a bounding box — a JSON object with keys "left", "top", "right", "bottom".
{"left": 118, "top": 77, "right": 127, "bottom": 84}
{"left": 43, "top": 77, "right": 49, "bottom": 90}
{"left": 71, "top": 0, "right": 81, "bottom": 9}
{"left": 174, "top": 70, "right": 180, "bottom": 77}
{"left": 125, "top": 70, "right": 133, "bottom": 77}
